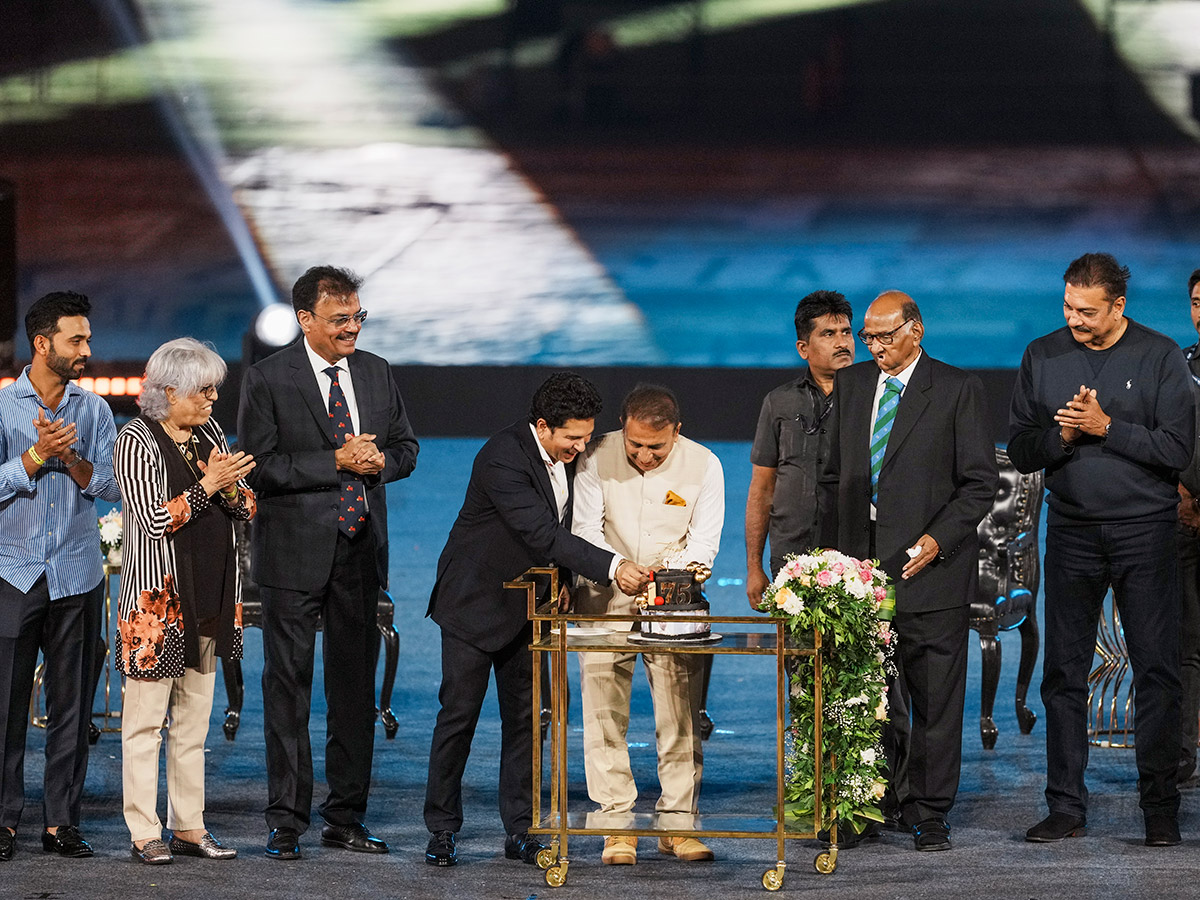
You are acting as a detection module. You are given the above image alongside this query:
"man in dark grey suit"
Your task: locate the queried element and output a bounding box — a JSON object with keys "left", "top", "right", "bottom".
{"left": 423, "top": 373, "right": 650, "bottom": 867}
{"left": 819, "top": 291, "right": 998, "bottom": 851}
{"left": 239, "top": 266, "right": 418, "bottom": 860}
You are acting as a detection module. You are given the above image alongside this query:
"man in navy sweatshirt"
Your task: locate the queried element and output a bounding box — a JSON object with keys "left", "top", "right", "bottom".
{"left": 1010, "top": 253, "right": 1195, "bottom": 848}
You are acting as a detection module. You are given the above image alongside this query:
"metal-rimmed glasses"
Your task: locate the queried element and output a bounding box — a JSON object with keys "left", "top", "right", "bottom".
{"left": 309, "top": 309, "right": 369, "bottom": 328}
{"left": 857, "top": 319, "right": 912, "bottom": 346}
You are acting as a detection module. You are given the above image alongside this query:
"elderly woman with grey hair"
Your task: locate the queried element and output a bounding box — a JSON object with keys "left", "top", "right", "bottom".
{"left": 113, "top": 338, "right": 256, "bottom": 865}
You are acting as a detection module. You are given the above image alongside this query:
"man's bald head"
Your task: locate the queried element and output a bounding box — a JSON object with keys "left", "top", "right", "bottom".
{"left": 861, "top": 290, "right": 924, "bottom": 375}
{"left": 868, "top": 290, "right": 922, "bottom": 325}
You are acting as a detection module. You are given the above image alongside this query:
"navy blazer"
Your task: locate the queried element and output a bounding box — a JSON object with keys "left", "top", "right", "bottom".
{"left": 238, "top": 339, "right": 418, "bottom": 592}
{"left": 427, "top": 420, "right": 615, "bottom": 652}
{"left": 818, "top": 353, "right": 998, "bottom": 614}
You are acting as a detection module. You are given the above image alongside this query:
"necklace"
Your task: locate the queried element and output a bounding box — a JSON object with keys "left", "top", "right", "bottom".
{"left": 162, "top": 422, "right": 203, "bottom": 480}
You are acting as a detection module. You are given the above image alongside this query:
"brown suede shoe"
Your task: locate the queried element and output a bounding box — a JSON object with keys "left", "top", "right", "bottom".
{"left": 657, "top": 836, "right": 714, "bottom": 861}
{"left": 601, "top": 835, "right": 637, "bottom": 865}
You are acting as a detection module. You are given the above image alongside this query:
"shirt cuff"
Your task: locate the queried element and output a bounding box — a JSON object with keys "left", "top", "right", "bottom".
{"left": 608, "top": 556, "right": 623, "bottom": 581}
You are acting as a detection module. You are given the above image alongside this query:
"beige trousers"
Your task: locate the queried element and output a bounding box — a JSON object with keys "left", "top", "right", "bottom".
{"left": 579, "top": 650, "right": 703, "bottom": 829}
{"left": 122, "top": 636, "right": 216, "bottom": 842}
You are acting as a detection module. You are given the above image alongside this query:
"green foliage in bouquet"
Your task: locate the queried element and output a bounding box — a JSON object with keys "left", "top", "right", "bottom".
{"left": 763, "top": 549, "right": 896, "bottom": 835}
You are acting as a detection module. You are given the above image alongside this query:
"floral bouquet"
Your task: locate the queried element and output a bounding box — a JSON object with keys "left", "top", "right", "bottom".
{"left": 98, "top": 509, "right": 123, "bottom": 567}
{"left": 761, "top": 549, "right": 896, "bottom": 837}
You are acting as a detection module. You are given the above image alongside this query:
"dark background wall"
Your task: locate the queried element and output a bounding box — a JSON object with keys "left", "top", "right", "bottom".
{"left": 192, "top": 362, "right": 1018, "bottom": 444}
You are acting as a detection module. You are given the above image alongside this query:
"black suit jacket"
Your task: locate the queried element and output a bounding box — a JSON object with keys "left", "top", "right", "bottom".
{"left": 427, "top": 420, "right": 615, "bottom": 652}
{"left": 818, "top": 353, "right": 998, "bottom": 613}
{"left": 238, "top": 340, "right": 419, "bottom": 592}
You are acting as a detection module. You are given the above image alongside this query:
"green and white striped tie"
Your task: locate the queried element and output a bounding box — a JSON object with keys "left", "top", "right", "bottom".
{"left": 870, "top": 377, "right": 904, "bottom": 506}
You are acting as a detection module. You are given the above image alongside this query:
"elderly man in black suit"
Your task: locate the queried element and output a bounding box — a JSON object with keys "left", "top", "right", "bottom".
{"left": 423, "top": 373, "right": 651, "bottom": 867}
{"left": 239, "top": 266, "right": 419, "bottom": 860}
{"left": 819, "top": 290, "right": 997, "bottom": 851}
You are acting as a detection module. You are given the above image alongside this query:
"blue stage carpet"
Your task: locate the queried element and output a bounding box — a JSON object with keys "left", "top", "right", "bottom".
{"left": 9, "top": 438, "right": 1200, "bottom": 898}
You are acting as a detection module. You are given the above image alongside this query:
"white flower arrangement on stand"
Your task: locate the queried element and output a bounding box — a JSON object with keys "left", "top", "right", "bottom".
{"left": 98, "top": 509, "right": 123, "bottom": 567}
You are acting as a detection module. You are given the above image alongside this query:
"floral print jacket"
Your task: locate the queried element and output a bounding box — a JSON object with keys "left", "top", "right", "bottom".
{"left": 113, "top": 416, "right": 256, "bottom": 678}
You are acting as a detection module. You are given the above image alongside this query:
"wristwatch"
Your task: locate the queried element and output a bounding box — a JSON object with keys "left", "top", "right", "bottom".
{"left": 63, "top": 449, "right": 83, "bottom": 469}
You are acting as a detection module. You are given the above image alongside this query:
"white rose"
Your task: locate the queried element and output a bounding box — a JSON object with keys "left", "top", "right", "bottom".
{"left": 861, "top": 748, "right": 877, "bottom": 765}
{"left": 777, "top": 587, "right": 804, "bottom": 616}
{"left": 843, "top": 576, "right": 870, "bottom": 600}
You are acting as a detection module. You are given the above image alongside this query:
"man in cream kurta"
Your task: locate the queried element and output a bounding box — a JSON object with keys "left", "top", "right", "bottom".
{"left": 572, "top": 385, "right": 724, "bottom": 864}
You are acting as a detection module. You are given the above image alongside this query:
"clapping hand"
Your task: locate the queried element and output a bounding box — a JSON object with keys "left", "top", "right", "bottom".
{"left": 1055, "top": 384, "right": 1110, "bottom": 441}
{"left": 32, "top": 408, "right": 77, "bottom": 461}
{"left": 336, "top": 433, "right": 386, "bottom": 475}
{"left": 198, "top": 447, "right": 256, "bottom": 496}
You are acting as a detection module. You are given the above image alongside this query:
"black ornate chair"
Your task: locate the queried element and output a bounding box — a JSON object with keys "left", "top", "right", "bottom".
{"left": 221, "top": 521, "right": 400, "bottom": 741}
{"left": 970, "top": 447, "right": 1043, "bottom": 749}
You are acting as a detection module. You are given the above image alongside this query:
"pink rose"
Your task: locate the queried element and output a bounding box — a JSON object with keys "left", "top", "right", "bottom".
{"left": 874, "top": 586, "right": 887, "bottom": 603}
{"left": 831, "top": 562, "right": 845, "bottom": 575}
{"left": 816, "top": 569, "right": 834, "bottom": 588}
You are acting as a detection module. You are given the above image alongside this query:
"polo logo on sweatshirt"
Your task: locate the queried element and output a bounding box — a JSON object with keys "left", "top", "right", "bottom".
{"left": 1126, "top": 380, "right": 1132, "bottom": 389}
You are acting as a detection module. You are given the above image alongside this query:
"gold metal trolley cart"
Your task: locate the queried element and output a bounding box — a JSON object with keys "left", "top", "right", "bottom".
{"left": 509, "top": 568, "right": 839, "bottom": 891}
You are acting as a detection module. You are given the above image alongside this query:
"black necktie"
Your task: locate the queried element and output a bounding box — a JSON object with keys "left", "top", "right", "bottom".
{"left": 325, "top": 366, "right": 366, "bottom": 538}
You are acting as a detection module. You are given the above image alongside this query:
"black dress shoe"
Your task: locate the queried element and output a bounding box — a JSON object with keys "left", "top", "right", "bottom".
{"left": 912, "top": 818, "right": 951, "bottom": 851}
{"left": 1145, "top": 814, "right": 1181, "bottom": 847}
{"left": 0, "top": 829, "right": 14, "bottom": 861}
{"left": 320, "top": 822, "right": 388, "bottom": 854}
{"left": 264, "top": 827, "right": 301, "bottom": 860}
{"left": 1025, "top": 812, "right": 1086, "bottom": 843}
{"left": 42, "top": 826, "right": 93, "bottom": 858}
{"left": 504, "top": 831, "right": 548, "bottom": 864}
{"left": 425, "top": 830, "right": 457, "bottom": 867}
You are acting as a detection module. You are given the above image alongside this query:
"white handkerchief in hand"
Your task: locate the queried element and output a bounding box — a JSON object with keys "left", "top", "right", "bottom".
{"left": 906, "top": 545, "right": 922, "bottom": 559}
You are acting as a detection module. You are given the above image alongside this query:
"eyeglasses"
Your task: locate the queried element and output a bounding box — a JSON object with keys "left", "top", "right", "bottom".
{"left": 198, "top": 385, "right": 218, "bottom": 400}
{"left": 857, "top": 319, "right": 913, "bottom": 346}
{"left": 308, "top": 309, "right": 368, "bottom": 328}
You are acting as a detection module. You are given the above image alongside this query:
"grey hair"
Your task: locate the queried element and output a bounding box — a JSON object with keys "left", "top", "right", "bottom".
{"left": 138, "top": 337, "right": 227, "bottom": 421}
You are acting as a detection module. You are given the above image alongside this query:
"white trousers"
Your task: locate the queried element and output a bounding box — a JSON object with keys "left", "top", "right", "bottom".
{"left": 121, "top": 636, "right": 216, "bottom": 842}
{"left": 579, "top": 650, "right": 703, "bottom": 829}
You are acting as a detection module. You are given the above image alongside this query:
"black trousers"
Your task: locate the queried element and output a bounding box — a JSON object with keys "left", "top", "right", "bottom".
{"left": 1177, "top": 528, "right": 1200, "bottom": 774}
{"left": 0, "top": 575, "right": 103, "bottom": 829}
{"left": 1043, "top": 520, "right": 1181, "bottom": 818}
{"left": 890, "top": 603, "right": 969, "bottom": 827}
{"left": 424, "top": 624, "right": 534, "bottom": 836}
{"left": 261, "top": 530, "right": 380, "bottom": 834}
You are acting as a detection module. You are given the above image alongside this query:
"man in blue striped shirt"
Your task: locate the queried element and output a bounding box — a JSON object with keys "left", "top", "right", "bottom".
{"left": 0, "top": 291, "right": 120, "bottom": 862}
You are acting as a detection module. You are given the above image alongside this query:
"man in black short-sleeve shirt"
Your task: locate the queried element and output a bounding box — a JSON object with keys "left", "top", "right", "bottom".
{"left": 746, "top": 291, "right": 855, "bottom": 609}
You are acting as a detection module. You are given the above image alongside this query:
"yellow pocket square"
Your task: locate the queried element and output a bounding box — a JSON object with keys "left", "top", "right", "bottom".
{"left": 664, "top": 491, "right": 687, "bottom": 507}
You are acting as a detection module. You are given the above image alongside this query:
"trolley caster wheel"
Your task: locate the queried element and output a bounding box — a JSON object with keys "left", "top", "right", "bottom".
{"left": 536, "top": 847, "right": 556, "bottom": 870}
{"left": 814, "top": 849, "right": 838, "bottom": 874}
{"left": 545, "top": 864, "right": 568, "bottom": 887}
{"left": 762, "top": 867, "right": 784, "bottom": 891}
